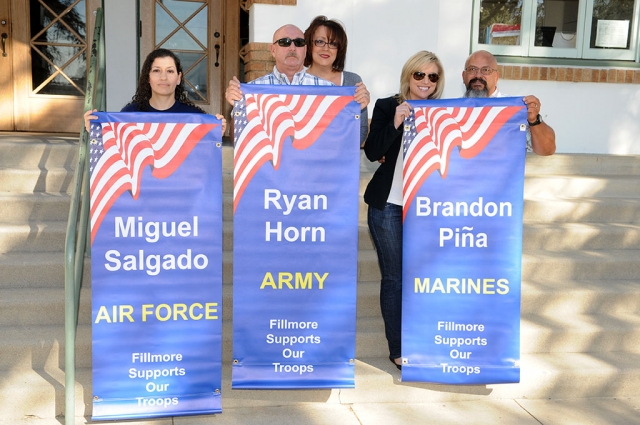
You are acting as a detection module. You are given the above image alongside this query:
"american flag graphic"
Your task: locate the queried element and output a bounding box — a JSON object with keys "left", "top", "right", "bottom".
{"left": 89, "top": 119, "right": 217, "bottom": 243}
{"left": 233, "top": 92, "right": 353, "bottom": 212}
{"left": 402, "top": 105, "right": 523, "bottom": 219}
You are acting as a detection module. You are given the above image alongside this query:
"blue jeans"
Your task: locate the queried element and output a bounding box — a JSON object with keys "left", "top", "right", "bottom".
{"left": 367, "top": 203, "right": 402, "bottom": 359}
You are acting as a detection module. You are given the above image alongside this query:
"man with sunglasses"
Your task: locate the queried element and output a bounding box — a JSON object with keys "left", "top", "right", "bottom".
{"left": 462, "top": 50, "right": 556, "bottom": 156}
{"left": 225, "top": 24, "right": 333, "bottom": 106}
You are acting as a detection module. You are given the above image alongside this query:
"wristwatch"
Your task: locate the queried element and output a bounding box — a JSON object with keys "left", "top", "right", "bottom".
{"left": 528, "top": 114, "right": 542, "bottom": 127}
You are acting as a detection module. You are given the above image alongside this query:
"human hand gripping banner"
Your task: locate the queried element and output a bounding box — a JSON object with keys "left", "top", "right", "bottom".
{"left": 401, "top": 97, "right": 527, "bottom": 384}
{"left": 232, "top": 84, "right": 361, "bottom": 388}
{"left": 90, "top": 113, "right": 223, "bottom": 419}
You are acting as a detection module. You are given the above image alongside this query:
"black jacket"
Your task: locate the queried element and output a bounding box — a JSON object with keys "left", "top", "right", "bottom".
{"left": 363, "top": 96, "right": 403, "bottom": 210}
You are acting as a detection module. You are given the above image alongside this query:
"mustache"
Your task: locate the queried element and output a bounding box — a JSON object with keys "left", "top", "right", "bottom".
{"left": 285, "top": 52, "right": 299, "bottom": 58}
{"left": 467, "top": 77, "right": 487, "bottom": 90}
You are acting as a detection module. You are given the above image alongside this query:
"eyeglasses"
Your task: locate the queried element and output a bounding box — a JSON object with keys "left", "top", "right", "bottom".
{"left": 464, "top": 66, "right": 496, "bottom": 76}
{"left": 412, "top": 71, "right": 440, "bottom": 83}
{"left": 273, "top": 37, "right": 306, "bottom": 47}
{"left": 313, "top": 39, "right": 339, "bottom": 49}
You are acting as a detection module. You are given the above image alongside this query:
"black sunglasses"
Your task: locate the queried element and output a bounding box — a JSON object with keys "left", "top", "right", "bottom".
{"left": 412, "top": 71, "right": 440, "bottom": 83}
{"left": 273, "top": 37, "right": 306, "bottom": 47}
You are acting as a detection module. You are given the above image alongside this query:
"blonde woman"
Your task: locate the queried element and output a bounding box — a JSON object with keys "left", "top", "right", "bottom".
{"left": 362, "top": 51, "right": 445, "bottom": 370}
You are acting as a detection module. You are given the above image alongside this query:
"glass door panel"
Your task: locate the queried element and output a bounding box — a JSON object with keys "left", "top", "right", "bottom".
{"left": 30, "top": 0, "right": 87, "bottom": 95}
{"left": 3, "top": 0, "right": 99, "bottom": 132}
{"left": 140, "top": 0, "right": 234, "bottom": 117}
{"left": 529, "top": 0, "right": 586, "bottom": 58}
{"left": 155, "top": 0, "right": 209, "bottom": 103}
{"left": 474, "top": 0, "right": 533, "bottom": 55}
{"left": 582, "top": 0, "right": 639, "bottom": 59}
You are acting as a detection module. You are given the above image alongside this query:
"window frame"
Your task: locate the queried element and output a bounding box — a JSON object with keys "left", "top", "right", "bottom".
{"left": 472, "top": 0, "right": 640, "bottom": 63}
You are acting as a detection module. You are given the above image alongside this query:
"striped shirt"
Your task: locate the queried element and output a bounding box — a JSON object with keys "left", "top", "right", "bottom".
{"left": 249, "top": 66, "right": 334, "bottom": 86}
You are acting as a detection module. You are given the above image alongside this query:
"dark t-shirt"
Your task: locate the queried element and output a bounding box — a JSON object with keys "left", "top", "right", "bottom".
{"left": 120, "top": 100, "right": 204, "bottom": 113}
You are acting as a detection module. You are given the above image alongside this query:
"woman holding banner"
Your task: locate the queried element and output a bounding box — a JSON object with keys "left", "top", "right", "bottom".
{"left": 363, "top": 51, "right": 445, "bottom": 370}
{"left": 303, "top": 16, "right": 370, "bottom": 145}
{"left": 84, "top": 48, "right": 226, "bottom": 132}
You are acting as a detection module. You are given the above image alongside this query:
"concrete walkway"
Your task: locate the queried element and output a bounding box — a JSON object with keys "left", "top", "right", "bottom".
{"left": 2, "top": 396, "right": 639, "bottom": 424}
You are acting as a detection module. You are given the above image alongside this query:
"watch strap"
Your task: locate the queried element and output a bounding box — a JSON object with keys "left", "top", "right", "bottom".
{"left": 528, "top": 114, "right": 542, "bottom": 127}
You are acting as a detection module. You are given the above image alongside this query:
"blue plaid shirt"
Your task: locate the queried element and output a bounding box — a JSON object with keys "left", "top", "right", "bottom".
{"left": 249, "top": 66, "right": 334, "bottom": 86}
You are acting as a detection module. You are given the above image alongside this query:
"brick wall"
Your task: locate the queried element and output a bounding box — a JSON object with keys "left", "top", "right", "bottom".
{"left": 239, "top": 42, "right": 274, "bottom": 82}
{"left": 498, "top": 64, "right": 640, "bottom": 84}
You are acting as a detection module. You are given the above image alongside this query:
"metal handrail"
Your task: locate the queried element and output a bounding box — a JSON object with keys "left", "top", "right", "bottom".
{"left": 64, "top": 7, "right": 105, "bottom": 425}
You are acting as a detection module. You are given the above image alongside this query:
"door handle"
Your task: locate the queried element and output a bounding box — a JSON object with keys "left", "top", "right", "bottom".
{"left": 214, "top": 44, "right": 220, "bottom": 67}
{"left": 1, "top": 33, "right": 7, "bottom": 57}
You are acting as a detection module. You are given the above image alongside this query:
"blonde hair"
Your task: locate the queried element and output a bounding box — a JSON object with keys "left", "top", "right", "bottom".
{"left": 399, "top": 51, "right": 445, "bottom": 103}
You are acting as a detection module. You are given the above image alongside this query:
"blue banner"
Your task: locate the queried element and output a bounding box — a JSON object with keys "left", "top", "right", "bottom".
{"left": 231, "top": 84, "right": 361, "bottom": 388}
{"left": 90, "top": 113, "right": 223, "bottom": 419}
{"left": 401, "top": 97, "right": 527, "bottom": 384}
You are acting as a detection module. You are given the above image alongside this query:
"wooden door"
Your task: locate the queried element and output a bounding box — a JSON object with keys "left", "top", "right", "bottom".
{"left": 1, "top": 0, "right": 99, "bottom": 133}
{"left": 0, "top": 1, "right": 14, "bottom": 130}
{"left": 140, "top": 0, "right": 240, "bottom": 118}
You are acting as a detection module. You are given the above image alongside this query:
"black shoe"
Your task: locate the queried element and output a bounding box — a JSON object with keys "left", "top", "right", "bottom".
{"left": 389, "top": 356, "right": 402, "bottom": 370}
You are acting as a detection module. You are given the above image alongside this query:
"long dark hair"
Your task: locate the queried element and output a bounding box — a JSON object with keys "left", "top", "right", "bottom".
{"left": 126, "top": 48, "right": 204, "bottom": 112}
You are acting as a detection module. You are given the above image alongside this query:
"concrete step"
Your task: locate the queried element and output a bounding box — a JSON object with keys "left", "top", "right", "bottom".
{"left": 0, "top": 192, "right": 71, "bottom": 223}
{"left": 5, "top": 231, "right": 638, "bottom": 292}
{"left": 0, "top": 252, "right": 66, "bottom": 288}
{"left": 2, "top": 350, "right": 638, "bottom": 421}
{"left": 524, "top": 153, "right": 640, "bottom": 176}
{"left": 0, "top": 221, "right": 67, "bottom": 253}
{"left": 523, "top": 175, "right": 640, "bottom": 199}
{"left": 0, "top": 288, "right": 90, "bottom": 326}
{"left": 356, "top": 196, "right": 640, "bottom": 225}
{"left": 523, "top": 222, "right": 640, "bottom": 250}
{"left": 358, "top": 151, "right": 640, "bottom": 177}
{"left": 4, "top": 284, "right": 637, "bottom": 372}
{"left": 359, "top": 248, "right": 640, "bottom": 288}
{"left": 355, "top": 222, "right": 640, "bottom": 252}
{"left": 343, "top": 352, "right": 640, "bottom": 403}
{"left": 357, "top": 279, "right": 640, "bottom": 318}
{"left": 359, "top": 247, "right": 640, "bottom": 284}
{"left": 3, "top": 135, "right": 640, "bottom": 421}
{"left": 0, "top": 139, "right": 78, "bottom": 168}
{"left": 360, "top": 153, "right": 640, "bottom": 177}
{"left": 522, "top": 249, "right": 640, "bottom": 281}
{"left": 188, "top": 214, "right": 640, "bottom": 254}
{"left": 521, "top": 279, "right": 640, "bottom": 315}
{"left": 6, "top": 273, "right": 640, "bottom": 331}
{"left": 356, "top": 173, "right": 640, "bottom": 200}
{"left": 5, "top": 246, "right": 639, "bottom": 296}
{"left": 520, "top": 312, "right": 640, "bottom": 354}
{"left": 355, "top": 313, "right": 640, "bottom": 357}
{"left": 0, "top": 324, "right": 90, "bottom": 370}
{"left": 0, "top": 167, "right": 75, "bottom": 193}
{"left": 523, "top": 197, "right": 640, "bottom": 224}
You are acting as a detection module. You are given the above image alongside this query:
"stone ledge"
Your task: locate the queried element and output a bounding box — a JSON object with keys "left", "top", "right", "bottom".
{"left": 498, "top": 64, "right": 640, "bottom": 84}
{"left": 241, "top": 0, "right": 296, "bottom": 10}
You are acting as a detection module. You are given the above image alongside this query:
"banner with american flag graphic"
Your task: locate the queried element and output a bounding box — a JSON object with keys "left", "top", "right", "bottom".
{"left": 89, "top": 112, "right": 224, "bottom": 419}
{"left": 401, "top": 97, "right": 527, "bottom": 384}
{"left": 231, "top": 84, "right": 360, "bottom": 388}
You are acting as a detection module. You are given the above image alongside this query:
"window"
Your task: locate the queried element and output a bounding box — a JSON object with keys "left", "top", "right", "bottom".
{"left": 473, "top": 0, "right": 640, "bottom": 61}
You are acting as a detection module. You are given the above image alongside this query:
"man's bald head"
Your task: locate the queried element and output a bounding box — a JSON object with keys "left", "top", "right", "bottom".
{"left": 272, "top": 24, "right": 304, "bottom": 42}
{"left": 462, "top": 50, "right": 499, "bottom": 98}
{"left": 270, "top": 24, "right": 307, "bottom": 79}
{"left": 464, "top": 50, "right": 498, "bottom": 69}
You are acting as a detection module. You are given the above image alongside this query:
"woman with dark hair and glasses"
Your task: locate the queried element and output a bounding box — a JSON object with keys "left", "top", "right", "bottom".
{"left": 303, "top": 16, "right": 370, "bottom": 145}
{"left": 85, "top": 48, "right": 225, "bottom": 132}
{"left": 362, "top": 51, "right": 444, "bottom": 370}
